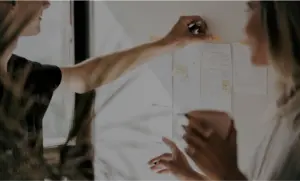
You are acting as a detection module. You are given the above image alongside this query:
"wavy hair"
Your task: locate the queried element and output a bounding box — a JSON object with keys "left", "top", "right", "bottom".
{"left": 260, "top": 2, "right": 300, "bottom": 95}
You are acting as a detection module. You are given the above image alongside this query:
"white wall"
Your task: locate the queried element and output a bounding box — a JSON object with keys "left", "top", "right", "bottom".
{"left": 105, "top": 1, "right": 247, "bottom": 44}
{"left": 92, "top": 1, "right": 277, "bottom": 179}
{"left": 10, "top": 1, "right": 276, "bottom": 179}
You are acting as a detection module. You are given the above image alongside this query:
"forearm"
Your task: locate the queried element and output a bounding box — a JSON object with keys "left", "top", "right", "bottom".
{"left": 75, "top": 38, "right": 177, "bottom": 91}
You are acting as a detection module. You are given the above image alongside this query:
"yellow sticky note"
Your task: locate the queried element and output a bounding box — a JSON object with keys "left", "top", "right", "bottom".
{"left": 206, "top": 35, "right": 222, "bottom": 43}
{"left": 172, "top": 64, "right": 188, "bottom": 79}
{"left": 222, "top": 80, "right": 230, "bottom": 91}
{"left": 212, "top": 35, "right": 221, "bottom": 41}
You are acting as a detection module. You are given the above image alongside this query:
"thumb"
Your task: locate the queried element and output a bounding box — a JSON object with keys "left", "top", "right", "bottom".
{"left": 227, "top": 122, "right": 237, "bottom": 144}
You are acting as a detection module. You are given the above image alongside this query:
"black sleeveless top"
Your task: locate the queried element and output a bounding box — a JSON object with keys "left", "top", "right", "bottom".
{"left": 5, "top": 54, "right": 62, "bottom": 146}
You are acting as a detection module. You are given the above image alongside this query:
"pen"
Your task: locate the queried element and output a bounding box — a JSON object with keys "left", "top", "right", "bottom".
{"left": 188, "top": 20, "right": 208, "bottom": 35}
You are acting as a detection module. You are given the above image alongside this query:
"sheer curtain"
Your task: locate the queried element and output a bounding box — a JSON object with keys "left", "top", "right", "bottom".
{"left": 14, "top": 1, "right": 74, "bottom": 146}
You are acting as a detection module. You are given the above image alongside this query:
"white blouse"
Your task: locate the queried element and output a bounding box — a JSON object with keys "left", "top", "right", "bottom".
{"left": 248, "top": 90, "right": 300, "bottom": 180}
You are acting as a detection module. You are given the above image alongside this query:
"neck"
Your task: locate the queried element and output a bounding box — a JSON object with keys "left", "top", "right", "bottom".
{"left": 0, "top": 51, "right": 12, "bottom": 73}
{"left": 0, "top": 40, "right": 18, "bottom": 73}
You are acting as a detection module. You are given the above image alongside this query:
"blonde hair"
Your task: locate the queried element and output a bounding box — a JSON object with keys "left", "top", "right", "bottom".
{"left": 261, "top": 2, "right": 300, "bottom": 97}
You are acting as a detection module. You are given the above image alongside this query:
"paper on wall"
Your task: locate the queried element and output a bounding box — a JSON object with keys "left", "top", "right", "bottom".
{"left": 172, "top": 63, "right": 189, "bottom": 80}
{"left": 232, "top": 43, "right": 267, "bottom": 95}
{"left": 200, "top": 43, "right": 232, "bottom": 113}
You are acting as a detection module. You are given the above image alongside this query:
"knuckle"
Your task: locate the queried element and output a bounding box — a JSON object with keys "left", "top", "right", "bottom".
{"left": 162, "top": 153, "right": 170, "bottom": 157}
{"left": 169, "top": 160, "right": 176, "bottom": 165}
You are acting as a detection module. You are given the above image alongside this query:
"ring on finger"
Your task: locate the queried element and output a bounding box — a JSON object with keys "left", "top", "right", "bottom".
{"left": 189, "top": 147, "right": 196, "bottom": 155}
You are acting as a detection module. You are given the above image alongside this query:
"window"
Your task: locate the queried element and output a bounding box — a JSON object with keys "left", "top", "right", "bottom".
{"left": 14, "top": 1, "right": 74, "bottom": 146}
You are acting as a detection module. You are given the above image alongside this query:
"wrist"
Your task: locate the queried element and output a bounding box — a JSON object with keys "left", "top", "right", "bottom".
{"left": 156, "top": 36, "right": 182, "bottom": 50}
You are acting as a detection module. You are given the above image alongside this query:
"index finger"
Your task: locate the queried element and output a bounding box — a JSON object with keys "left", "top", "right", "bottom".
{"left": 162, "top": 137, "right": 180, "bottom": 155}
{"left": 184, "top": 116, "right": 212, "bottom": 138}
{"left": 180, "top": 15, "right": 204, "bottom": 24}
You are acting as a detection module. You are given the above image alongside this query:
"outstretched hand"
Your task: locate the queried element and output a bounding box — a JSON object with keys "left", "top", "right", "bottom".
{"left": 162, "top": 16, "right": 214, "bottom": 47}
{"left": 148, "top": 137, "right": 207, "bottom": 181}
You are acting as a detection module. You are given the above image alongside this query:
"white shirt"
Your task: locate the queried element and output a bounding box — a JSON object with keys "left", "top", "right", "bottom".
{"left": 248, "top": 90, "right": 300, "bottom": 180}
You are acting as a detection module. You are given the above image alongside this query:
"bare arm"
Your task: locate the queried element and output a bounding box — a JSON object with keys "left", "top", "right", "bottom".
{"left": 60, "top": 15, "right": 212, "bottom": 93}
{"left": 60, "top": 38, "right": 177, "bottom": 93}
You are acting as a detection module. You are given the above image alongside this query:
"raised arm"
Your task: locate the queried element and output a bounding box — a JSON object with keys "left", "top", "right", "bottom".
{"left": 60, "top": 16, "right": 212, "bottom": 93}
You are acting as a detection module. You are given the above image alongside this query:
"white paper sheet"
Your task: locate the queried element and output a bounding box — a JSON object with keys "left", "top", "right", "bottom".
{"left": 200, "top": 43, "right": 232, "bottom": 113}
{"left": 232, "top": 43, "right": 267, "bottom": 95}
{"left": 173, "top": 43, "right": 202, "bottom": 113}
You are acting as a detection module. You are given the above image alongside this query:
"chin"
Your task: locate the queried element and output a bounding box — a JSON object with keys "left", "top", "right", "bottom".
{"left": 21, "top": 22, "right": 41, "bottom": 36}
{"left": 251, "top": 54, "right": 269, "bottom": 67}
{"left": 250, "top": 44, "right": 269, "bottom": 67}
{"left": 25, "top": 30, "right": 41, "bottom": 36}
{"left": 21, "top": 32, "right": 40, "bottom": 37}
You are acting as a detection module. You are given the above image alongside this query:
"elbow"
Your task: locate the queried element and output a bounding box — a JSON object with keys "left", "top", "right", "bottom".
{"left": 62, "top": 66, "right": 95, "bottom": 94}
{"left": 62, "top": 67, "right": 89, "bottom": 94}
{"left": 71, "top": 80, "right": 89, "bottom": 94}
{"left": 75, "top": 86, "right": 88, "bottom": 94}
{"left": 73, "top": 74, "right": 97, "bottom": 94}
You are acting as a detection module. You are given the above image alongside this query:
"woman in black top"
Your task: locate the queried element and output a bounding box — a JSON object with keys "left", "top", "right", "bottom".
{"left": 0, "top": 1, "right": 212, "bottom": 146}
{"left": 0, "top": 1, "right": 213, "bottom": 180}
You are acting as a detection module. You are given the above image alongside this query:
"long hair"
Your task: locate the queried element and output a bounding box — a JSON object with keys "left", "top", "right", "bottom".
{"left": 0, "top": 3, "right": 95, "bottom": 180}
{"left": 260, "top": 2, "right": 300, "bottom": 95}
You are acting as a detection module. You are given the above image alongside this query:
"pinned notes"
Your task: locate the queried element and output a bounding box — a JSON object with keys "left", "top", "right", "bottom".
{"left": 200, "top": 43, "right": 232, "bottom": 113}
{"left": 222, "top": 80, "right": 230, "bottom": 92}
{"left": 232, "top": 43, "right": 267, "bottom": 95}
{"left": 210, "top": 35, "right": 222, "bottom": 42}
{"left": 173, "top": 64, "right": 188, "bottom": 79}
{"left": 150, "top": 35, "right": 222, "bottom": 43}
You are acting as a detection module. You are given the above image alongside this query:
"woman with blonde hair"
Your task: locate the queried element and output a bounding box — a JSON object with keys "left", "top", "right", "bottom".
{"left": 149, "top": 1, "right": 300, "bottom": 180}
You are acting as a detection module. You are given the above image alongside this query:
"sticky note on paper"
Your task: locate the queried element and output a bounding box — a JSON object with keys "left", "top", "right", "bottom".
{"left": 173, "top": 64, "right": 188, "bottom": 79}
{"left": 210, "top": 35, "right": 221, "bottom": 42}
{"left": 222, "top": 80, "right": 230, "bottom": 92}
